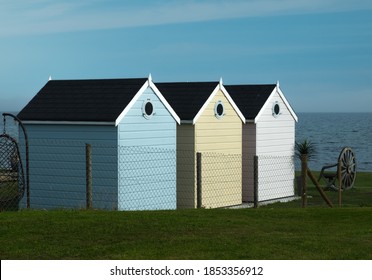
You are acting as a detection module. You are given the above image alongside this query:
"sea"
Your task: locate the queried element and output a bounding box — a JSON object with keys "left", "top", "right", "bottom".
{"left": 295, "top": 113, "right": 372, "bottom": 172}
{"left": 1, "top": 112, "right": 372, "bottom": 172}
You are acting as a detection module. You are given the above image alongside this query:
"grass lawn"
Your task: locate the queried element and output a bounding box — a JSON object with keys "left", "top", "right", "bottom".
{"left": 264, "top": 171, "right": 372, "bottom": 208}
{"left": 1, "top": 172, "right": 371, "bottom": 260}
{"left": 1, "top": 207, "right": 372, "bottom": 260}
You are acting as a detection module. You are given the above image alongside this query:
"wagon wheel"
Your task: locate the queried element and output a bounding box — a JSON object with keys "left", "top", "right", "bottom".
{"left": 338, "top": 147, "right": 356, "bottom": 190}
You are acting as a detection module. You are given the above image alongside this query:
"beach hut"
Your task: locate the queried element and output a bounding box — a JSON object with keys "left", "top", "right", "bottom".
{"left": 225, "top": 82, "right": 298, "bottom": 202}
{"left": 17, "top": 75, "right": 180, "bottom": 210}
{"left": 156, "top": 79, "right": 245, "bottom": 209}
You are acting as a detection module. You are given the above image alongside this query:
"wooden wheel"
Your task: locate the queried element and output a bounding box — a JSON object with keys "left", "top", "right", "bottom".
{"left": 338, "top": 147, "right": 356, "bottom": 190}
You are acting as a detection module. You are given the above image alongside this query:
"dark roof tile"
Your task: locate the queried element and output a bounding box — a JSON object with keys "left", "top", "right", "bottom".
{"left": 18, "top": 78, "right": 147, "bottom": 122}
{"left": 225, "top": 84, "right": 276, "bottom": 120}
{"left": 155, "top": 82, "right": 218, "bottom": 121}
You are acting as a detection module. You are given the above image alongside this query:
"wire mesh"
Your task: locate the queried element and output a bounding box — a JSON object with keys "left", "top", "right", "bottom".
{"left": 2, "top": 137, "right": 370, "bottom": 211}
{"left": 198, "top": 152, "right": 242, "bottom": 209}
{"left": 255, "top": 155, "right": 296, "bottom": 205}
{"left": 0, "top": 134, "right": 25, "bottom": 211}
{"left": 118, "top": 146, "right": 177, "bottom": 211}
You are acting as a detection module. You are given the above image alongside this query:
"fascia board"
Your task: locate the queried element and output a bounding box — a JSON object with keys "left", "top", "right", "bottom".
{"left": 254, "top": 87, "right": 277, "bottom": 124}
{"left": 276, "top": 86, "right": 298, "bottom": 122}
{"left": 254, "top": 85, "right": 298, "bottom": 123}
{"left": 220, "top": 84, "right": 246, "bottom": 124}
{"left": 192, "top": 84, "right": 219, "bottom": 125}
{"left": 114, "top": 80, "right": 149, "bottom": 126}
{"left": 149, "top": 80, "right": 181, "bottom": 124}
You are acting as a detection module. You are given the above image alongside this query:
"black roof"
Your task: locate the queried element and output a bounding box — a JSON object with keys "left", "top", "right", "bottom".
{"left": 224, "top": 84, "right": 276, "bottom": 120}
{"left": 155, "top": 82, "right": 218, "bottom": 121}
{"left": 17, "top": 78, "right": 147, "bottom": 122}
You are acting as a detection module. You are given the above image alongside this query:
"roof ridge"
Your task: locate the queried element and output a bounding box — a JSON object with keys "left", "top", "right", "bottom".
{"left": 47, "top": 77, "right": 147, "bottom": 82}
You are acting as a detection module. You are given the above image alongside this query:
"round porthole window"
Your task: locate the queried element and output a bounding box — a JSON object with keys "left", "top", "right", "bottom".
{"left": 214, "top": 101, "right": 225, "bottom": 119}
{"left": 272, "top": 101, "right": 281, "bottom": 117}
{"left": 142, "top": 99, "right": 154, "bottom": 119}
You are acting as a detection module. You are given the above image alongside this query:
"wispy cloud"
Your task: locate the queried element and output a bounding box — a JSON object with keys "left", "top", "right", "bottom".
{"left": 1, "top": 0, "right": 372, "bottom": 36}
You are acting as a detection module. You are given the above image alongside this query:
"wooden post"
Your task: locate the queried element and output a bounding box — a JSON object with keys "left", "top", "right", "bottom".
{"left": 301, "top": 154, "right": 308, "bottom": 208}
{"left": 196, "top": 152, "right": 202, "bottom": 209}
{"left": 86, "top": 143, "right": 92, "bottom": 209}
{"left": 307, "top": 168, "right": 333, "bottom": 208}
{"left": 253, "top": 155, "right": 259, "bottom": 208}
{"left": 338, "top": 160, "right": 342, "bottom": 207}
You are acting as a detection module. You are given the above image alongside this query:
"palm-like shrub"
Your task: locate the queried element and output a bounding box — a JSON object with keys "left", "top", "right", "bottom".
{"left": 295, "top": 139, "right": 316, "bottom": 161}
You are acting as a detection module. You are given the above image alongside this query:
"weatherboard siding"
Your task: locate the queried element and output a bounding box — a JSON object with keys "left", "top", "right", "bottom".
{"left": 255, "top": 92, "right": 295, "bottom": 201}
{"left": 195, "top": 90, "right": 242, "bottom": 154}
{"left": 117, "top": 86, "right": 177, "bottom": 210}
{"left": 242, "top": 123, "right": 256, "bottom": 202}
{"left": 19, "top": 124, "right": 118, "bottom": 209}
{"left": 241, "top": 91, "right": 296, "bottom": 202}
{"left": 195, "top": 89, "right": 242, "bottom": 208}
{"left": 117, "top": 87, "right": 176, "bottom": 148}
{"left": 176, "top": 124, "right": 196, "bottom": 208}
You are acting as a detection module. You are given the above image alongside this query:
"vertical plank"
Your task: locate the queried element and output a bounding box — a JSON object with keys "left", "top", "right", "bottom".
{"left": 196, "top": 152, "right": 202, "bottom": 208}
{"left": 86, "top": 143, "right": 92, "bottom": 209}
{"left": 254, "top": 155, "right": 259, "bottom": 208}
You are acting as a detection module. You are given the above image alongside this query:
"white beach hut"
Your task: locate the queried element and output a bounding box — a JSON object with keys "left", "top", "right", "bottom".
{"left": 226, "top": 82, "right": 298, "bottom": 202}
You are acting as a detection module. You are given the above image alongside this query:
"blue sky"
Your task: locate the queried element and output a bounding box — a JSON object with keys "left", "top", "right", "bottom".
{"left": 1, "top": 0, "right": 372, "bottom": 112}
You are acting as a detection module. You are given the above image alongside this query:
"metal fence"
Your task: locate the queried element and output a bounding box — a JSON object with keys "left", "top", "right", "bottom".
{"left": 0, "top": 135, "right": 25, "bottom": 211}
{"left": 1, "top": 139, "right": 370, "bottom": 211}
{"left": 253, "top": 155, "right": 298, "bottom": 207}
{"left": 196, "top": 152, "right": 242, "bottom": 209}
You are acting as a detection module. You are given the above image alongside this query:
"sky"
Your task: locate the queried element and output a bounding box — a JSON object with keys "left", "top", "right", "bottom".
{"left": 1, "top": 0, "right": 372, "bottom": 113}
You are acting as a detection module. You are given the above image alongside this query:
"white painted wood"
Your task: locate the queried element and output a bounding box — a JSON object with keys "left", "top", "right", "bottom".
{"left": 242, "top": 87, "right": 296, "bottom": 202}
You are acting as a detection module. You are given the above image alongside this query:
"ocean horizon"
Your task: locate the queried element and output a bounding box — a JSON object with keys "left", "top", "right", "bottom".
{"left": 1, "top": 111, "right": 372, "bottom": 172}
{"left": 295, "top": 112, "right": 372, "bottom": 172}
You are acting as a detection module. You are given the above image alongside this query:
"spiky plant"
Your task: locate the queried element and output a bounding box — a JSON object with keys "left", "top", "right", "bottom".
{"left": 295, "top": 139, "right": 316, "bottom": 161}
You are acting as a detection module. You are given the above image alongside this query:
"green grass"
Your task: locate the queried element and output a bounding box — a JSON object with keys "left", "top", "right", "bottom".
{"left": 1, "top": 172, "right": 371, "bottom": 260}
{"left": 0, "top": 180, "right": 20, "bottom": 211}
{"left": 1, "top": 207, "right": 372, "bottom": 260}
{"left": 265, "top": 171, "right": 372, "bottom": 208}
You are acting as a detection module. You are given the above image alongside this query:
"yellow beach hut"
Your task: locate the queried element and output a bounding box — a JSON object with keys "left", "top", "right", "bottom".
{"left": 156, "top": 79, "right": 245, "bottom": 209}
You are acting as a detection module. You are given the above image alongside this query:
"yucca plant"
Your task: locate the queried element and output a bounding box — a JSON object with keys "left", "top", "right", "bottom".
{"left": 295, "top": 139, "right": 316, "bottom": 161}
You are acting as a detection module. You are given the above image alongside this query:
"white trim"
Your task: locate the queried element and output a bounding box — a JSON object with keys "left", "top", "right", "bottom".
{"left": 115, "top": 80, "right": 149, "bottom": 126}
{"left": 276, "top": 85, "right": 298, "bottom": 122}
{"left": 142, "top": 98, "right": 155, "bottom": 119}
{"left": 115, "top": 78, "right": 180, "bottom": 126}
{"left": 192, "top": 84, "right": 219, "bottom": 124}
{"left": 149, "top": 80, "right": 181, "bottom": 124}
{"left": 219, "top": 83, "right": 246, "bottom": 124}
{"left": 193, "top": 83, "right": 246, "bottom": 124}
{"left": 254, "top": 85, "right": 298, "bottom": 123}
{"left": 22, "top": 121, "right": 115, "bottom": 126}
{"left": 214, "top": 100, "right": 225, "bottom": 119}
{"left": 254, "top": 87, "right": 276, "bottom": 123}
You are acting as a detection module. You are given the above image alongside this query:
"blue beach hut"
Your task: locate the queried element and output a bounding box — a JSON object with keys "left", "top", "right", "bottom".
{"left": 17, "top": 75, "right": 180, "bottom": 210}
